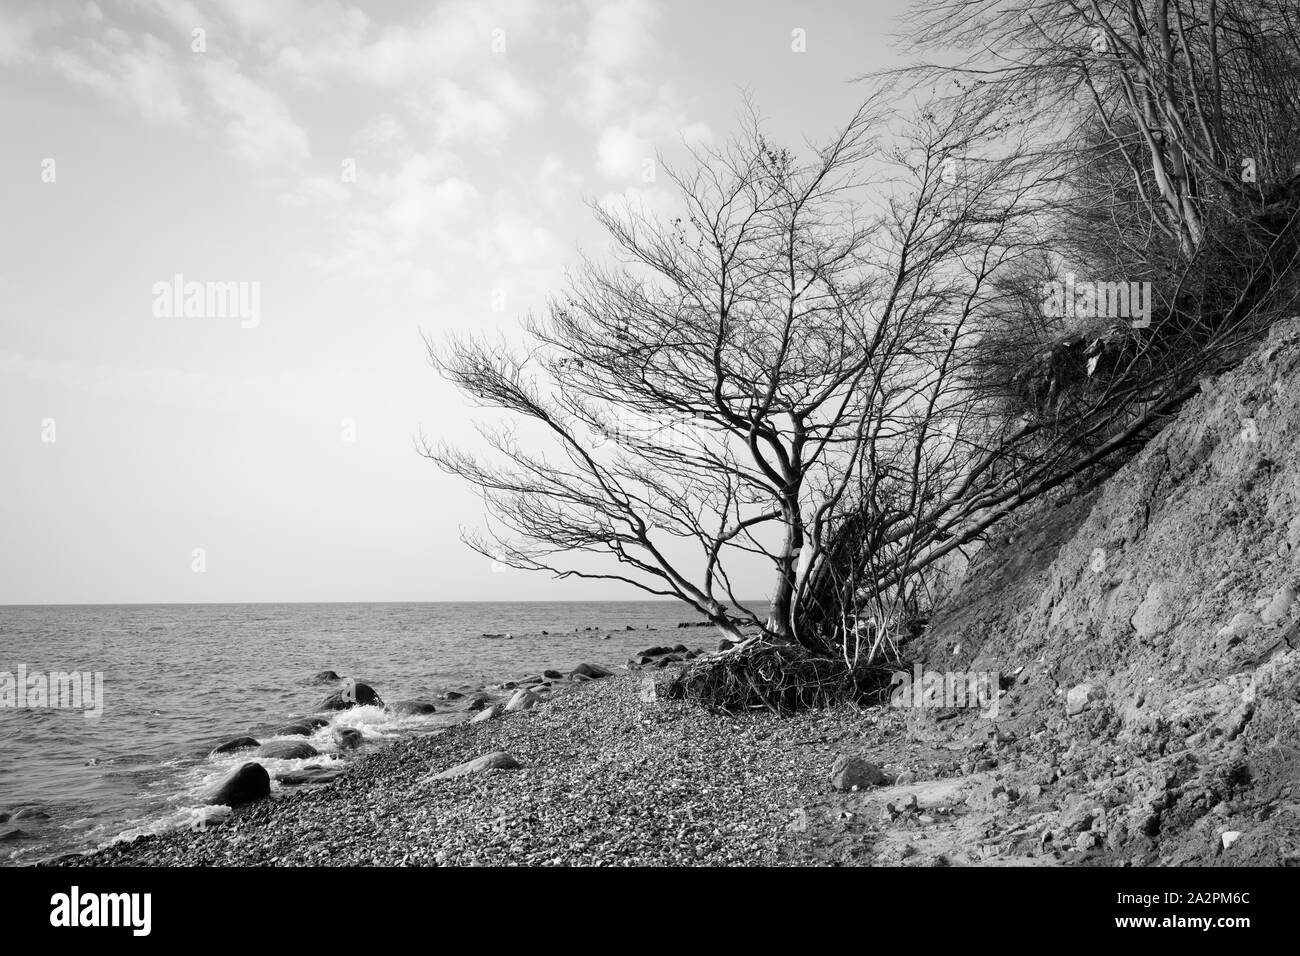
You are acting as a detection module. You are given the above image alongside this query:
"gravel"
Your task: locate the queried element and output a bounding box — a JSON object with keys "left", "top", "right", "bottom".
{"left": 54, "top": 674, "right": 880, "bottom": 867}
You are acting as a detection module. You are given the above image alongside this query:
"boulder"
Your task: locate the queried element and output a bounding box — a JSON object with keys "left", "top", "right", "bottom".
{"left": 299, "top": 716, "right": 331, "bottom": 730}
{"left": 1067, "top": 683, "right": 1104, "bottom": 716}
{"left": 465, "top": 693, "right": 492, "bottom": 711}
{"left": 569, "top": 662, "right": 614, "bottom": 680}
{"left": 543, "top": 669, "right": 564, "bottom": 679}
{"left": 470, "top": 703, "right": 503, "bottom": 723}
{"left": 276, "top": 765, "right": 345, "bottom": 787}
{"left": 204, "top": 762, "right": 271, "bottom": 807}
{"left": 318, "top": 681, "right": 382, "bottom": 711}
{"left": 211, "top": 736, "right": 260, "bottom": 755}
{"left": 275, "top": 723, "right": 314, "bottom": 737}
{"left": 310, "top": 670, "right": 341, "bottom": 684}
{"left": 639, "top": 645, "right": 673, "bottom": 657}
{"left": 389, "top": 700, "right": 438, "bottom": 716}
{"left": 332, "top": 727, "right": 363, "bottom": 751}
{"left": 256, "top": 740, "right": 320, "bottom": 760}
{"left": 441, "top": 691, "right": 465, "bottom": 701}
{"left": 829, "top": 755, "right": 888, "bottom": 791}
{"left": 429, "top": 751, "right": 521, "bottom": 780}
{"left": 505, "top": 689, "right": 540, "bottom": 712}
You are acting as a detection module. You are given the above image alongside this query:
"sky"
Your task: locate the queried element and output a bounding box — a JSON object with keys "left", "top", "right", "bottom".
{"left": 0, "top": 0, "right": 913, "bottom": 604}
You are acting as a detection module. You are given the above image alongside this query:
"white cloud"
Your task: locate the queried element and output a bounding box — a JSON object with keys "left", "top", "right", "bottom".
{"left": 201, "top": 57, "right": 311, "bottom": 169}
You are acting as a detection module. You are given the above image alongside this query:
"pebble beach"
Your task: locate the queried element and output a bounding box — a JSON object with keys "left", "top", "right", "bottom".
{"left": 56, "top": 671, "right": 874, "bottom": 867}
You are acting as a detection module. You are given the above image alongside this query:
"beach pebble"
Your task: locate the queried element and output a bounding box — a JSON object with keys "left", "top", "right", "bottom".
{"left": 428, "top": 751, "right": 522, "bottom": 780}
{"left": 505, "top": 689, "right": 540, "bottom": 712}
{"left": 470, "top": 704, "right": 502, "bottom": 723}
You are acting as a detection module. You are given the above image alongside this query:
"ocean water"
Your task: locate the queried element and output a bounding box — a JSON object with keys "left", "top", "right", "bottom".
{"left": 0, "top": 601, "right": 720, "bottom": 865}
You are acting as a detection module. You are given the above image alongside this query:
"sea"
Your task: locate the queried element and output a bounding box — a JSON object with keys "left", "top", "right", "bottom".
{"left": 0, "top": 601, "right": 720, "bottom": 865}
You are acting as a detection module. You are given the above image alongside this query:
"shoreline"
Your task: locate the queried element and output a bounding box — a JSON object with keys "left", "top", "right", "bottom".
{"left": 58, "top": 670, "right": 846, "bottom": 866}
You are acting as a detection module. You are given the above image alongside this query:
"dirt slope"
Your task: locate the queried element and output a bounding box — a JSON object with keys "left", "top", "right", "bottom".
{"left": 802, "top": 318, "right": 1300, "bottom": 866}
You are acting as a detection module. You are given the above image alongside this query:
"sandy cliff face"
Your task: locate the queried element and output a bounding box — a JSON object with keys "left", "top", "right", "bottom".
{"left": 895, "top": 317, "right": 1300, "bottom": 864}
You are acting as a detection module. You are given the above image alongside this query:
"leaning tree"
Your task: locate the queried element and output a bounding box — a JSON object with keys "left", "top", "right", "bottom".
{"left": 427, "top": 95, "right": 1052, "bottom": 657}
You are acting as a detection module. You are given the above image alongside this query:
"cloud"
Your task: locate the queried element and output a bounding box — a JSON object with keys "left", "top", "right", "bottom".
{"left": 201, "top": 57, "right": 311, "bottom": 169}
{"left": 48, "top": 31, "right": 191, "bottom": 125}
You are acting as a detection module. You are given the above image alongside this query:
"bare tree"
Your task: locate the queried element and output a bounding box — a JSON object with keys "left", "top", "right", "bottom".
{"left": 426, "top": 95, "right": 1051, "bottom": 654}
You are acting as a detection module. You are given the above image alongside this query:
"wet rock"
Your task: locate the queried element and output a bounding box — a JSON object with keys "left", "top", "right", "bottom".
{"left": 569, "top": 663, "right": 614, "bottom": 680}
{"left": 256, "top": 740, "right": 320, "bottom": 760}
{"left": 319, "top": 682, "right": 382, "bottom": 711}
{"left": 543, "top": 669, "right": 564, "bottom": 679}
{"left": 276, "top": 765, "right": 345, "bottom": 786}
{"left": 441, "top": 691, "right": 464, "bottom": 701}
{"left": 829, "top": 755, "right": 888, "bottom": 791}
{"left": 275, "top": 723, "right": 314, "bottom": 737}
{"left": 332, "top": 727, "right": 363, "bottom": 750}
{"left": 211, "top": 736, "right": 260, "bottom": 755}
{"left": 428, "top": 751, "right": 521, "bottom": 780}
{"left": 203, "top": 762, "right": 270, "bottom": 807}
{"left": 389, "top": 700, "right": 438, "bottom": 716}
{"left": 12, "top": 807, "right": 49, "bottom": 821}
{"left": 465, "top": 693, "right": 492, "bottom": 711}
{"left": 470, "top": 703, "right": 503, "bottom": 723}
{"left": 638, "top": 646, "right": 674, "bottom": 657}
{"left": 310, "top": 670, "right": 341, "bottom": 683}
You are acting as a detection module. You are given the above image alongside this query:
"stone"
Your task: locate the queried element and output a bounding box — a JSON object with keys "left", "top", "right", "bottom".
{"left": 829, "top": 755, "right": 888, "bottom": 791}
{"left": 1058, "top": 794, "right": 1098, "bottom": 833}
{"left": 465, "top": 693, "right": 491, "bottom": 711}
{"left": 543, "top": 669, "right": 564, "bottom": 679}
{"left": 1260, "top": 585, "right": 1297, "bottom": 624}
{"left": 1067, "top": 683, "right": 1104, "bottom": 715}
{"left": 318, "top": 681, "right": 382, "bottom": 711}
{"left": 275, "top": 723, "right": 313, "bottom": 737}
{"left": 441, "top": 691, "right": 464, "bottom": 701}
{"left": 276, "top": 765, "right": 345, "bottom": 786}
{"left": 332, "top": 727, "right": 363, "bottom": 750}
{"left": 204, "top": 762, "right": 271, "bottom": 807}
{"left": 388, "top": 700, "right": 438, "bottom": 716}
{"left": 569, "top": 662, "right": 614, "bottom": 680}
{"left": 505, "top": 689, "right": 540, "bottom": 712}
{"left": 1221, "top": 830, "right": 1243, "bottom": 850}
{"left": 428, "top": 751, "right": 521, "bottom": 780}
{"left": 256, "top": 740, "right": 319, "bottom": 760}
{"left": 310, "top": 670, "right": 341, "bottom": 683}
{"left": 12, "top": 807, "right": 49, "bottom": 821}
{"left": 470, "top": 703, "right": 502, "bottom": 723}
{"left": 638, "top": 645, "right": 673, "bottom": 657}
{"left": 211, "top": 736, "right": 260, "bottom": 755}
